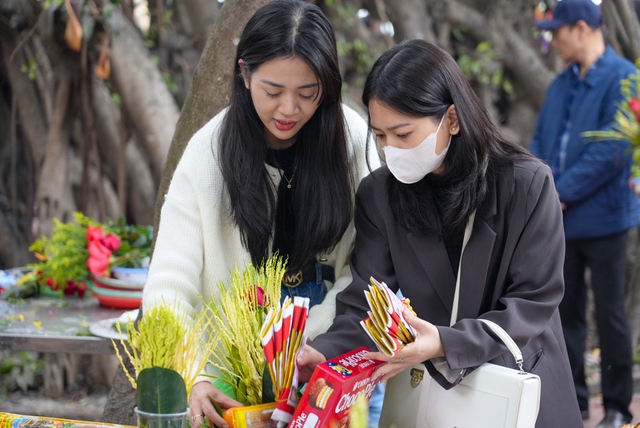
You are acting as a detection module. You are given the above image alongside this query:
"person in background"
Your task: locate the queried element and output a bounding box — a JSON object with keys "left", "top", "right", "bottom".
{"left": 141, "top": 1, "right": 381, "bottom": 427}
{"left": 530, "top": 1, "right": 639, "bottom": 426}
{"left": 297, "top": 39, "right": 582, "bottom": 427}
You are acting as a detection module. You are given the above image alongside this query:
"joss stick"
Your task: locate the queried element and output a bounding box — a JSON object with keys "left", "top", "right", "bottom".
{"left": 260, "top": 307, "right": 278, "bottom": 398}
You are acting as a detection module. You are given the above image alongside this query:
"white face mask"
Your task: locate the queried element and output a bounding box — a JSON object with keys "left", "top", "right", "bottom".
{"left": 383, "top": 115, "right": 451, "bottom": 184}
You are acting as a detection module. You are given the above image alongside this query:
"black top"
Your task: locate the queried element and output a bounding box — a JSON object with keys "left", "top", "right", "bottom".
{"left": 267, "top": 144, "right": 298, "bottom": 264}
{"left": 424, "top": 173, "right": 463, "bottom": 275}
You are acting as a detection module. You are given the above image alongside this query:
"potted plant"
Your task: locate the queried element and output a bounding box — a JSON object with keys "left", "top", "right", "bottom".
{"left": 113, "top": 302, "right": 219, "bottom": 428}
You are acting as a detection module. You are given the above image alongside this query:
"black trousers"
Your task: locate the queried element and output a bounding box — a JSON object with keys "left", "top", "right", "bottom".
{"left": 560, "top": 231, "right": 633, "bottom": 421}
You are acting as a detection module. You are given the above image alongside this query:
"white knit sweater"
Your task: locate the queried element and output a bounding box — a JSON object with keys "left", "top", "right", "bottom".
{"left": 143, "top": 104, "right": 379, "bottom": 343}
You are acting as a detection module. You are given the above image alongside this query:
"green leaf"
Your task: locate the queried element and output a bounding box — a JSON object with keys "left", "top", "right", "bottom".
{"left": 261, "top": 364, "right": 275, "bottom": 404}
{"left": 137, "top": 367, "right": 187, "bottom": 413}
{"left": 477, "top": 41, "right": 492, "bottom": 52}
{"left": 82, "top": 15, "right": 95, "bottom": 42}
{"left": 213, "top": 377, "right": 236, "bottom": 400}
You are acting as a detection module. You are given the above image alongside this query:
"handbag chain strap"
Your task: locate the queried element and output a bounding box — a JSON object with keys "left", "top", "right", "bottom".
{"left": 448, "top": 210, "right": 526, "bottom": 374}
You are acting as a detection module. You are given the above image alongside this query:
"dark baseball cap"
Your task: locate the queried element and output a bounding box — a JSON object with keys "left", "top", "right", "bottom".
{"left": 534, "top": 0, "right": 603, "bottom": 30}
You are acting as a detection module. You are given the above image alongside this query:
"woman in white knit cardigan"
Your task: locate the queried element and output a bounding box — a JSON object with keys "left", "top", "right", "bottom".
{"left": 141, "top": 1, "right": 379, "bottom": 427}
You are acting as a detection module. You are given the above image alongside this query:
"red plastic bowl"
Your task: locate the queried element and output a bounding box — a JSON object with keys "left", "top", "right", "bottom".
{"left": 93, "top": 293, "right": 142, "bottom": 310}
{"left": 88, "top": 281, "right": 143, "bottom": 310}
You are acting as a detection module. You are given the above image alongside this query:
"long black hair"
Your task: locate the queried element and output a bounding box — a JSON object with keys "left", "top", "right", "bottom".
{"left": 362, "top": 40, "right": 531, "bottom": 239}
{"left": 219, "top": 0, "right": 353, "bottom": 272}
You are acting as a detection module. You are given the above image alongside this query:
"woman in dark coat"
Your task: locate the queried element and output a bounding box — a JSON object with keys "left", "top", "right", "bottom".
{"left": 298, "top": 40, "right": 582, "bottom": 427}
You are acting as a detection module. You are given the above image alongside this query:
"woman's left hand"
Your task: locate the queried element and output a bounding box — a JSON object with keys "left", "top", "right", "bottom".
{"left": 364, "top": 309, "right": 444, "bottom": 382}
{"left": 296, "top": 344, "right": 327, "bottom": 382}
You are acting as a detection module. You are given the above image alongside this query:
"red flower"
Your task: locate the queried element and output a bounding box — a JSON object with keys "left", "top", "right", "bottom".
{"left": 46, "top": 277, "right": 60, "bottom": 291}
{"left": 64, "top": 279, "right": 78, "bottom": 296}
{"left": 76, "top": 281, "right": 88, "bottom": 298}
{"left": 629, "top": 98, "right": 640, "bottom": 121}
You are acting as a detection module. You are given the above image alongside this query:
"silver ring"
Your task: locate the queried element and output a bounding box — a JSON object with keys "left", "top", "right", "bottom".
{"left": 190, "top": 414, "right": 204, "bottom": 421}
{"left": 399, "top": 357, "right": 404, "bottom": 363}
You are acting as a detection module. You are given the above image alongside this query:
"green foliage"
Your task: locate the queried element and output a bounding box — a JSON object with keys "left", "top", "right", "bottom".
{"left": 336, "top": 35, "right": 377, "bottom": 89}
{"left": 28, "top": 212, "right": 96, "bottom": 287}
{"left": 111, "top": 92, "right": 122, "bottom": 107}
{"left": 162, "top": 72, "right": 179, "bottom": 95}
{"left": 137, "top": 367, "right": 187, "bottom": 414}
{"left": 105, "top": 82, "right": 122, "bottom": 107}
{"left": 162, "top": 10, "right": 174, "bottom": 25}
{"left": 0, "top": 351, "right": 43, "bottom": 393}
{"left": 456, "top": 40, "right": 513, "bottom": 96}
{"left": 101, "top": 2, "right": 120, "bottom": 35}
{"left": 451, "top": 25, "right": 468, "bottom": 42}
{"left": 41, "top": 0, "right": 64, "bottom": 10}
{"left": 109, "top": 217, "right": 153, "bottom": 268}
{"left": 20, "top": 53, "right": 41, "bottom": 82}
{"left": 329, "top": 2, "right": 376, "bottom": 84}
{"left": 82, "top": 13, "right": 96, "bottom": 43}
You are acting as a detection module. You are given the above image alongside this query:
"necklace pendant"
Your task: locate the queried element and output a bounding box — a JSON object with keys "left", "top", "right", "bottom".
{"left": 287, "top": 183, "right": 292, "bottom": 189}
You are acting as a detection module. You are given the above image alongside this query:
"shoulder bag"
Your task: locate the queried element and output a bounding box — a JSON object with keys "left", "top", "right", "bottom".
{"left": 378, "top": 212, "right": 541, "bottom": 428}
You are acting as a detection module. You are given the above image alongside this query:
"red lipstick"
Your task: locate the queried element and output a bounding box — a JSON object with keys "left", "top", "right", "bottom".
{"left": 275, "top": 119, "right": 297, "bottom": 131}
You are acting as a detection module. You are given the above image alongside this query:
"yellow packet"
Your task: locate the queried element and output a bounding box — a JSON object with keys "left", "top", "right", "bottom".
{"left": 223, "top": 403, "right": 277, "bottom": 428}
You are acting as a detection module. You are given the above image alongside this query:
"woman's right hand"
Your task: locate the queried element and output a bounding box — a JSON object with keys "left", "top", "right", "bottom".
{"left": 188, "top": 381, "right": 243, "bottom": 428}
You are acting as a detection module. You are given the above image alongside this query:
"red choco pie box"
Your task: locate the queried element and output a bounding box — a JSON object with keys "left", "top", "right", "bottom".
{"left": 290, "top": 347, "right": 384, "bottom": 428}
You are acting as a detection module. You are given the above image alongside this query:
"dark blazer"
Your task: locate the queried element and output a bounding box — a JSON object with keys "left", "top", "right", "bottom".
{"left": 311, "top": 158, "right": 583, "bottom": 427}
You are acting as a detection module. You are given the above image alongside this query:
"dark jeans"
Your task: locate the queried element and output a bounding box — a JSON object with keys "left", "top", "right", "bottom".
{"left": 561, "top": 231, "right": 633, "bottom": 421}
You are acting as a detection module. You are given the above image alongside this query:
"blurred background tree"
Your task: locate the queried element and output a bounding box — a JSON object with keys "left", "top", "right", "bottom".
{"left": 3, "top": 0, "right": 640, "bottom": 420}
{"left": 2, "top": 0, "right": 639, "bottom": 268}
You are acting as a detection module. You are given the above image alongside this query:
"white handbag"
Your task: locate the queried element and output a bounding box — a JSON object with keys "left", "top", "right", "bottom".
{"left": 378, "top": 212, "right": 541, "bottom": 428}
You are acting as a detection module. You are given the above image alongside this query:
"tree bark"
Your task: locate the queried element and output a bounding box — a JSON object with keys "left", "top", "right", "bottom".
{"left": 34, "top": 62, "right": 76, "bottom": 237}
{"left": 611, "top": 0, "right": 640, "bottom": 61}
{"left": 109, "top": 8, "right": 180, "bottom": 187}
{"left": 178, "top": 0, "right": 220, "bottom": 45}
{"left": 385, "top": 0, "right": 436, "bottom": 43}
{"left": 125, "top": 140, "right": 156, "bottom": 226}
{"left": 0, "top": 33, "right": 49, "bottom": 165}
{"left": 445, "top": 0, "right": 554, "bottom": 109}
{"left": 103, "top": 1, "right": 271, "bottom": 423}
{"left": 91, "top": 78, "right": 122, "bottom": 189}
{"left": 150, "top": 0, "right": 271, "bottom": 253}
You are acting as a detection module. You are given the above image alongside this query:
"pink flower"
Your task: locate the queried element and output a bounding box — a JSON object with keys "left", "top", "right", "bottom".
{"left": 101, "top": 233, "right": 121, "bottom": 252}
{"left": 86, "top": 225, "right": 122, "bottom": 277}
{"left": 87, "top": 240, "right": 112, "bottom": 277}
{"left": 246, "top": 285, "right": 266, "bottom": 307}
{"left": 86, "top": 225, "right": 105, "bottom": 242}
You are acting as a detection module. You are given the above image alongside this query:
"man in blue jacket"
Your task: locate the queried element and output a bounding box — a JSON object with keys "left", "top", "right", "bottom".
{"left": 531, "top": 1, "right": 639, "bottom": 427}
